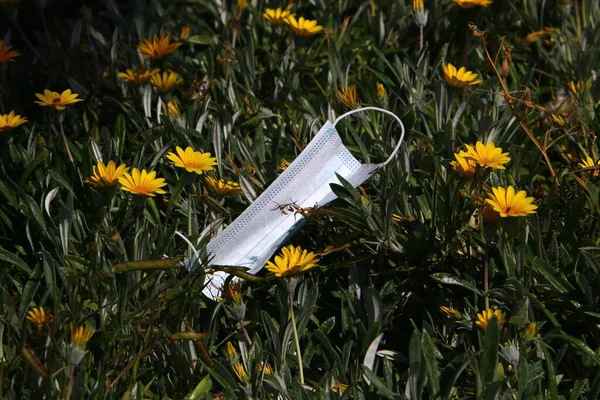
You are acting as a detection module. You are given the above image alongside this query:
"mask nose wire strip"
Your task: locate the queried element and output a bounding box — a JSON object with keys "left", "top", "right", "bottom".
{"left": 333, "top": 106, "right": 405, "bottom": 167}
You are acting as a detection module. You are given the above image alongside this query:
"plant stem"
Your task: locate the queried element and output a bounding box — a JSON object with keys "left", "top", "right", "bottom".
{"left": 419, "top": 25, "right": 423, "bottom": 51}
{"left": 187, "top": 190, "right": 193, "bottom": 259}
{"left": 289, "top": 292, "right": 304, "bottom": 384}
{"left": 474, "top": 27, "right": 558, "bottom": 184}
{"left": 483, "top": 248, "right": 489, "bottom": 310}
{"left": 65, "top": 365, "right": 74, "bottom": 400}
{"left": 239, "top": 321, "right": 252, "bottom": 346}
{"left": 58, "top": 118, "right": 74, "bottom": 163}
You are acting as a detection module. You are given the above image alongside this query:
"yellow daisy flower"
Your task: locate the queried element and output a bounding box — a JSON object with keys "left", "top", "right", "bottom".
{"left": 263, "top": 7, "right": 294, "bottom": 26}
{"left": 225, "top": 341, "right": 238, "bottom": 359}
{"left": 332, "top": 381, "right": 348, "bottom": 393}
{"left": 413, "top": 0, "right": 425, "bottom": 11}
{"left": 523, "top": 322, "right": 537, "bottom": 340}
{"left": 463, "top": 141, "right": 510, "bottom": 170}
{"left": 376, "top": 83, "right": 387, "bottom": 99}
{"left": 180, "top": 26, "right": 191, "bottom": 41}
{"left": 337, "top": 85, "right": 358, "bottom": 108}
{"left": 222, "top": 280, "right": 243, "bottom": 304}
{"left": 285, "top": 16, "right": 324, "bottom": 36}
{"left": 440, "top": 306, "right": 460, "bottom": 318}
{"left": 118, "top": 168, "right": 167, "bottom": 197}
{"left": 162, "top": 99, "right": 181, "bottom": 117}
{"left": 0, "top": 40, "right": 19, "bottom": 63}
{"left": 166, "top": 146, "right": 217, "bottom": 175}
{"left": 233, "top": 362, "right": 249, "bottom": 382}
{"left": 137, "top": 33, "right": 182, "bottom": 60}
{"left": 256, "top": 362, "right": 274, "bottom": 375}
{"left": 485, "top": 186, "right": 538, "bottom": 218}
{"left": 475, "top": 309, "right": 505, "bottom": 331}
{"left": 34, "top": 89, "right": 83, "bottom": 110}
{"left": 578, "top": 156, "right": 600, "bottom": 177}
{"left": 452, "top": 0, "right": 493, "bottom": 9}
{"left": 205, "top": 176, "right": 243, "bottom": 196}
{"left": 0, "top": 110, "right": 27, "bottom": 133}
{"left": 151, "top": 71, "right": 183, "bottom": 93}
{"left": 117, "top": 68, "right": 159, "bottom": 84}
{"left": 441, "top": 63, "right": 482, "bottom": 87}
{"left": 84, "top": 161, "right": 129, "bottom": 187}
{"left": 26, "top": 307, "right": 53, "bottom": 331}
{"left": 450, "top": 151, "right": 477, "bottom": 176}
{"left": 70, "top": 323, "right": 94, "bottom": 347}
{"left": 279, "top": 159, "right": 291, "bottom": 171}
{"left": 265, "top": 244, "right": 319, "bottom": 277}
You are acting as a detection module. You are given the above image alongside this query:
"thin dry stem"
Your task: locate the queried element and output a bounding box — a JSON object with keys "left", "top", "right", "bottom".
{"left": 471, "top": 24, "right": 558, "bottom": 185}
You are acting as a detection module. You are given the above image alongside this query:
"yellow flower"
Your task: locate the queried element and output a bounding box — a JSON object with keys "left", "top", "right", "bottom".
{"left": 578, "top": 156, "right": 600, "bottom": 177}
{"left": 568, "top": 80, "right": 585, "bottom": 94}
{"left": 84, "top": 161, "right": 129, "bottom": 187}
{"left": 442, "top": 63, "right": 482, "bottom": 87}
{"left": 118, "top": 168, "right": 167, "bottom": 197}
{"left": 331, "top": 381, "right": 348, "bottom": 393}
{"left": 452, "top": 0, "right": 493, "bottom": 8}
{"left": 34, "top": 89, "right": 83, "bottom": 110}
{"left": 285, "top": 16, "right": 324, "bottom": 36}
{"left": 0, "top": 110, "right": 27, "bottom": 133}
{"left": 523, "top": 27, "right": 555, "bottom": 45}
{"left": 223, "top": 280, "right": 243, "bottom": 304}
{"left": 166, "top": 146, "right": 217, "bottom": 175}
{"left": 117, "top": 68, "right": 159, "bottom": 84}
{"left": 549, "top": 113, "right": 565, "bottom": 126}
{"left": 392, "top": 213, "right": 404, "bottom": 222}
{"left": 0, "top": 40, "right": 19, "bottom": 63}
{"left": 205, "top": 176, "right": 243, "bottom": 196}
{"left": 162, "top": 100, "right": 180, "bottom": 117}
{"left": 256, "top": 362, "right": 274, "bottom": 375}
{"left": 485, "top": 186, "right": 538, "bottom": 218}
{"left": 413, "top": 0, "right": 424, "bottom": 12}
{"left": 238, "top": 0, "right": 248, "bottom": 10}
{"left": 475, "top": 309, "right": 505, "bottom": 331}
{"left": 463, "top": 141, "right": 510, "bottom": 170}
{"left": 225, "top": 341, "right": 238, "bottom": 359}
{"left": 337, "top": 85, "right": 358, "bottom": 108}
{"left": 70, "top": 323, "right": 94, "bottom": 347}
{"left": 440, "top": 306, "right": 460, "bottom": 318}
{"left": 151, "top": 71, "right": 183, "bottom": 93}
{"left": 279, "top": 159, "right": 291, "bottom": 171}
{"left": 265, "top": 244, "right": 319, "bottom": 277}
{"left": 180, "top": 26, "right": 191, "bottom": 41}
{"left": 377, "top": 83, "right": 387, "bottom": 99}
{"left": 263, "top": 8, "right": 294, "bottom": 26}
{"left": 523, "top": 322, "right": 537, "bottom": 340}
{"left": 137, "top": 33, "right": 182, "bottom": 60}
{"left": 233, "top": 362, "right": 249, "bottom": 382}
{"left": 450, "top": 151, "right": 477, "bottom": 176}
{"left": 26, "top": 307, "right": 52, "bottom": 331}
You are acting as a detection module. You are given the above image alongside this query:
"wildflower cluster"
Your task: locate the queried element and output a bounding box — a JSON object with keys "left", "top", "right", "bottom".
{"left": 263, "top": 7, "right": 324, "bottom": 36}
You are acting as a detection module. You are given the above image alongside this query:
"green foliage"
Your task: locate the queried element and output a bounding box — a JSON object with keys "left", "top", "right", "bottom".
{"left": 1, "top": 0, "right": 600, "bottom": 398}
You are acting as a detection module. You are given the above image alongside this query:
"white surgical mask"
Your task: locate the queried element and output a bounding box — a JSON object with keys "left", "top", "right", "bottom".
{"left": 202, "top": 107, "right": 405, "bottom": 299}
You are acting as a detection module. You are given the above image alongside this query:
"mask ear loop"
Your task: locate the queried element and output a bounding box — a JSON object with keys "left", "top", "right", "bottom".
{"left": 333, "top": 106, "right": 405, "bottom": 167}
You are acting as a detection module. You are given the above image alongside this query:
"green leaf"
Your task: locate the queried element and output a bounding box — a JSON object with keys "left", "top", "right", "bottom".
{"left": 430, "top": 273, "right": 483, "bottom": 295}
{"left": 546, "top": 334, "right": 600, "bottom": 366}
{"left": 185, "top": 375, "right": 212, "bottom": 400}
{"left": 0, "top": 246, "right": 32, "bottom": 274}
{"left": 421, "top": 329, "right": 440, "bottom": 397}
{"left": 480, "top": 317, "right": 499, "bottom": 385}
{"left": 528, "top": 255, "right": 575, "bottom": 293}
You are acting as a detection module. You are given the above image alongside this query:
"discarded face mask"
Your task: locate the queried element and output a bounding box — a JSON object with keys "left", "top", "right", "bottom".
{"left": 202, "top": 106, "right": 405, "bottom": 299}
